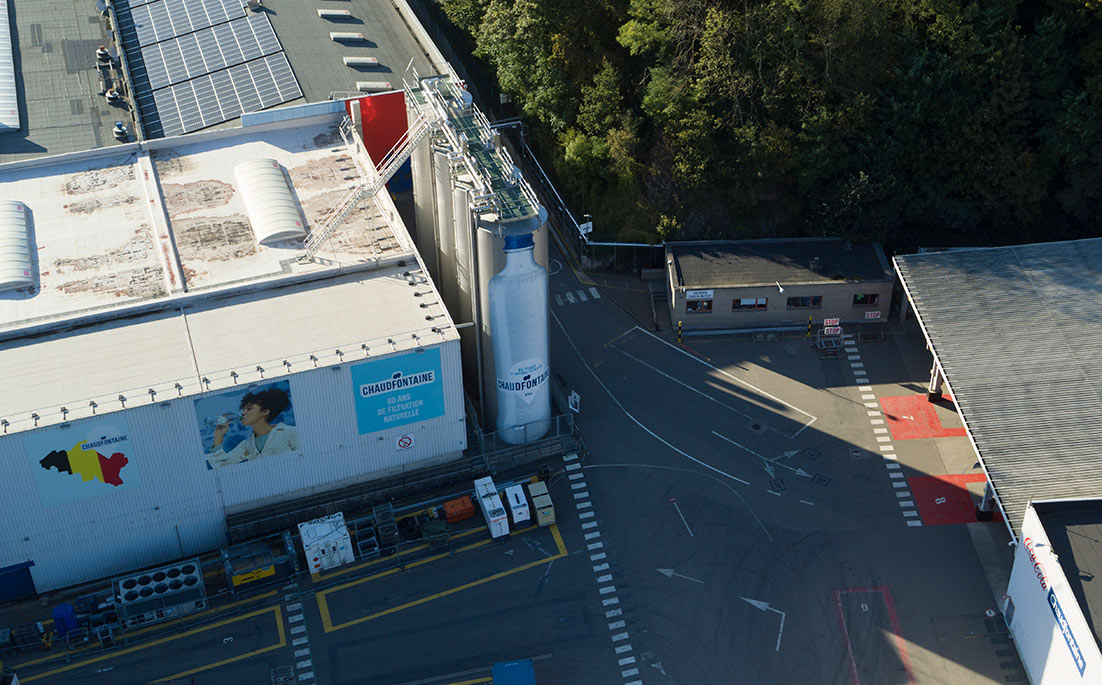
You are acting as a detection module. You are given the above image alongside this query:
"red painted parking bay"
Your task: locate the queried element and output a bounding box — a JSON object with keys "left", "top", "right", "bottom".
{"left": 908, "top": 474, "right": 1002, "bottom": 526}
{"left": 878, "top": 395, "right": 966, "bottom": 440}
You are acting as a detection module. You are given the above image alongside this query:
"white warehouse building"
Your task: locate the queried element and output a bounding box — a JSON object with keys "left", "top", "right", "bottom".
{"left": 0, "top": 101, "right": 466, "bottom": 595}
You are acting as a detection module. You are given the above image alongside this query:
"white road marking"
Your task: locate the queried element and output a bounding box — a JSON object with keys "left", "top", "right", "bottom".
{"left": 577, "top": 501, "right": 593, "bottom": 509}
{"left": 582, "top": 522, "right": 599, "bottom": 530}
{"left": 868, "top": 410, "right": 881, "bottom": 416}
{"left": 566, "top": 463, "right": 581, "bottom": 471}
{"left": 899, "top": 500, "right": 915, "bottom": 507}
{"left": 296, "top": 660, "right": 313, "bottom": 670}
{"left": 889, "top": 472, "right": 904, "bottom": 479}
{"left": 600, "top": 585, "right": 617, "bottom": 595}
{"left": 851, "top": 362, "right": 865, "bottom": 368}
{"left": 800, "top": 500, "right": 814, "bottom": 506}
{"left": 295, "top": 648, "right": 311, "bottom": 658}
{"left": 903, "top": 510, "right": 919, "bottom": 517}
{"left": 572, "top": 482, "right": 587, "bottom": 490}
{"left": 672, "top": 499, "right": 694, "bottom": 537}
{"left": 607, "top": 608, "right": 623, "bottom": 618}
{"left": 848, "top": 355, "right": 862, "bottom": 361}
{"left": 577, "top": 289, "right": 588, "bottom": 301}
{"left": 574, "top": 491, "right": 590, "bottom": 499}
{"left": 580, "top": 511, "right": 595, "bottom": 519}
{"left": 587, "top": 541, "right": 604, "bottom": 550}
{"left": 569, "top": 472, "right": 584, "bottom": 481}
{"left": 864, "top": 402, "right": 879, "bottom": 408}
{"left": 603, "top": 597, "right": 620, "bottom": 606}
{"left": 862, "top": 394, "right": 877, "bottom": 400}
{"left": 291, "top": 625, "right": 307, "bottom": 635}
{"left": 627, "top": 326, "right": 818, "bottom": 437}
{"left": 876, "top": 436, "right": 892, "bottom": 442}
{"left": 611, "top": 632, "right": 630, "bottom": 642}
{"left": 609, "top": 620, "right": 626, "bottom": 630}
{"left": 594, "top": 563, "right": 610, "bottom": 572}
{"left": 892, "top": 481, "right": 908, "bottom": 488}
{"left": 591, "top": 552, "right": 606, "bottom": 561}
{"left": 873, "top": 428, "right": 889, "bottom": 434}
{"left": 885, "top": 463, "right": 901, "bottom": 470}
{"left": 554, "top": 294, "right": 563, "bottom": 306}
{"left": 618, "top": 655, "right": 636, "bottom": 664}
{"left": 585, "top": 532, "right": 602, "bottom": 540}
{"left": 907, "top": 520, "right": 923, "bottom": 527}
{"left": 858, "top": 385, "right": 873, "bottom": 391}
{"left": 870, "top": 419, "right": 885, "bottom": 425}
{"left": 289, "top": 614, "right": 304, "bottom": 623}
{"left": 879, "top": 445, "right": 895, "bottom": 451}
{"left": 767, "top": 490, "right": 782, "bottom": 496}
{"left": 896, "top": 491, "right": 910, "bottom": 498}
{"left": 565, "top": 291, "right": 576, "bottom": 304}
{"left": 623, "top": 668, "right": 640, "bottom": 677}
{"left": 293, "top": 637, "right": 309, "bottom": 646}
{"left": 286, "top": 602, "right": 302, "bottom": 612}
{"left": 298, "top": 673, "right": 314, "bottom": 682}
{"left": 598, "top": 575, "right": 614, "bottom": 583}
{"left": 590, "top": 286, "right": 601, "bottom": 299}
{"left": 564, "top": 452, "right": 578, "bottom": 461}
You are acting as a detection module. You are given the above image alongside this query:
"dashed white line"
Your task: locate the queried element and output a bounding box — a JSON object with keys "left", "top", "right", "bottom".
{"left": 606, "top": 608, "right": 623, "bottom": 618}
{"left": 899, "top": 500, "right": 915, "bottom": 507}
{"left": 585, "top": 532, "right": 602, "bottom": 541}
{"left": 870, "top": 419, "right": 885, "bottom": 425}
{"left": 554, "top": 294, "right": 564, "bottom": 306}
{"left": 293, "top": 637, "right": 309, "bottom": 646}
{"left": 594, "top": 563, "right": 610, "bottom": 572}
{"left": 907, "top": 520, "right": 923, "bottom": 527}
{"left": 800, "top": 499, "right": 815, "bottom": 506}
{"left": 863, "top": 394, "right": 877, "bottom": 401}
{"left": 591, "top": 552, "right": 606, "bottom": 561}
{"left": 580, "top": 511, "right": 596, "bottom": 520}
{"left": 611, "top": 632, "right": 630, "bottom": 642}
{"left": 600, "top": 585, "right": 617, "bottom": 595}
{"left": 568, "top": 472, "right": 585, "bottom": 481}
{"left": 876, "top": 436, "right": 892, "bottom": 442}
{"left": 291, "top": 625, "right": 307, "bottom": 635}
{"left": 873, "top": 428, "right": 889, "bottom": 434}
{"left": 288, "top": 614, "right": 304, "bottom": 623}
{"left": 618, "top": 655, "right": 636, "bottom": 664}
{"left": 597, "top": 574, "right": 614, "bottom": 584}
{"left": 565, "top": 291, "right": 576, "bottom": 303}
{"left": 864, "top": 402, "right": 879, "bottom": 408}
{"left": 577, "top": 289, "right": 589, "bottom": 301}
{"left": 286, "top": 602, "right": 302, "bottom": 612}
{"left": 572, "top": 482, "right": 588, "bottom": 490}
{"left": 868, "top": 410, "right": 881, "bottom": 416}
{"left": 577, "top": 501, "right": 593, "bottom": 509}
{"left": 848, "top": 355, "right": 862, "bottom": 361}
{"left": 590, "top": 287, "right": 601, "bottom": 299}
{"left": 582, "top": 521, "right": 599, "bottom": 530}
{"left": 574, "top": 491, "right": 590, "bottom": 500}
{"left": 298, "top": 673, "right": 314, "bottom": 682}
{"left": 609, "top": 620, "right": 626, "bottom": 630}
{"left": 602, "top": 597, "right": 620, "bottom": 606}
{"left": 858, "top": 385, "right": 873, "bottom": 391}
{"left": 889, "top": 472, "right": 905, "bottom": 479}
{"left": 892, "top": 481, "right": 908, "bottom": 488}
{"left": 566, "top": 462, "right": 581, "bottom": 471}
{"left": 885, "top": 463, "right": 901, "bottom": 470}
{"left": 879, "top": 445, "right": 895, "bottom": 452}
{"left": 623, "top": 668, "right": 640, "bottom": 677}
{"left": 296, "top": 660, "right": 313, "bottom": 670}
{"left": 896, "top": 491, "right": 910, "bottom": 498}
{"left": 588, "top": 541, "right": 604, "bottom": 550}
{"left": 903, "top": 510, "right": 919, "bottom": 517}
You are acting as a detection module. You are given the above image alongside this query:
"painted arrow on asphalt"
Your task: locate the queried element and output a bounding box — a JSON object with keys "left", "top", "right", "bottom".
{"left": 711, "top": 431, "right": 813, "bottom": 478}
{"left": 656, "top": 568, "right": 704, "bottom": 584}
{"left": 741, "top": 596, "right": 786, "bottom": 651}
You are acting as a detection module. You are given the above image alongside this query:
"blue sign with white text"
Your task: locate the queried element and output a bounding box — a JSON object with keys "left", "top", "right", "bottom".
{"left": 1049, "top": 588, "right": 1087, "bottom": 676}
{"left": 350, "top": 348, "right": 445, "bottom": 435}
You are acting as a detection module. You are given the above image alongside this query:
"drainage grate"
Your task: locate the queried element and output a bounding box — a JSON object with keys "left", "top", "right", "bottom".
{"left": 769, "top": 478, "right": 786, "bottom": 492}
{"left": 747, "top": 422, "right": 764, "bottom": 433}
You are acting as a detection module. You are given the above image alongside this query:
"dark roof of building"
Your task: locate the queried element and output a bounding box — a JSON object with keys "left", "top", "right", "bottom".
{"left": 1036, "top": 500, "right": 1102, "bottom": 645}
{"left": 894, "top": 238, "right": 1102, "bottom": 535}
{"left": 0, "top": 0, "right": 131, "bottom": 164}
{"left": 667, "top": 239, "right": 891, "bottom": 288}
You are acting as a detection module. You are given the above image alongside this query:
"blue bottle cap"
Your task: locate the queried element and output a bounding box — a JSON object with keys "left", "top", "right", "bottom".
{"left": 503, "top": 233, "right": 534, "bottom": 250}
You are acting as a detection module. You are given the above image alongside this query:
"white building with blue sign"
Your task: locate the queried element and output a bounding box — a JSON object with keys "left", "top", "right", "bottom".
{"left": 0, "top": 101, "right": 466, "bottom": 596}
{"left": 1005, "top": 500, "right": 1102, "bottom": 683}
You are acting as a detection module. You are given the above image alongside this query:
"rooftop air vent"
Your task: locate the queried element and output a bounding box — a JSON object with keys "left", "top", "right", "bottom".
{"left": 0, "top": 201, "right": 33, "bottom": 292}
{"left": 809, "top": 256, "right": 823, "bottom": 271}
{"left": 233, "top": 159, "right": 307, "bottom": 244}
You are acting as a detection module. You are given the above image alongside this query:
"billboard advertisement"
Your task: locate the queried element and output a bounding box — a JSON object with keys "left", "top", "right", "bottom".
{"left": 350, "top": 348, "right": 445, "bottom": 435}
{"left": 24, "top": 415, "right": 141, "bottom": 507}
{"left": 195, "top": 380, "right": 299, "bottom": 469}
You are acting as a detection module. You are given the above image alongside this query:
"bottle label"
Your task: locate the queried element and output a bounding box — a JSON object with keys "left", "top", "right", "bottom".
{"left": 497, "top": 358, "right": 549, "bottom": 404}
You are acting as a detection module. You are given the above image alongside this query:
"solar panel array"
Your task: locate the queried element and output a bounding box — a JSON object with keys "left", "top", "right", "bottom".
{"left": 114, "top": 0, "right": 301, "bottom": 138}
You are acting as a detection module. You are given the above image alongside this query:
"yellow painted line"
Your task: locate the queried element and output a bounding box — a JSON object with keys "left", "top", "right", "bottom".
{"left": 20, "top": 605, "right": 281, "bottom": 682}
{"left": 315, "top": 525, "right": 488, "bottom": 581}
{"left": 323, "top": 524, "right": 567, "bottom": 633}
{"left": 447, "top": 678, "right": 492, "bottom": 685}
{"left": 152, "top": 606, "right": 285, "bottom": 682}
{"left": 9, "top": 590, "right": 278, "bottom": 670}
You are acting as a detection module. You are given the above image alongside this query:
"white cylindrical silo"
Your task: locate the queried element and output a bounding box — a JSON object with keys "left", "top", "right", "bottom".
{"left": 0, "top": 201, "right": 33, "bottom": 292}
{"left": 488, "top": 232, "right": 550, "bottom": 443}
{"left": 434, "top": 151, "right": 457, "bottom": 309}
{"left": 409, "top": 111, "right": 438, "bottom": 279}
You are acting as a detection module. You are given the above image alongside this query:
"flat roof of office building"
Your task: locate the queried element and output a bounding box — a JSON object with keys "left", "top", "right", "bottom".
{"left": 0, "top": 102, "right": 456, "bottom": 436}
{"left": 894, "top": 238, "right": 1102, "bottom": 534}
{"left": 668, "top": 238, "right": 892, "bottom": 289}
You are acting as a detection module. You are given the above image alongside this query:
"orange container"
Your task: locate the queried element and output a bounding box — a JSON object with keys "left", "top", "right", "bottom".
{"left": 444, "top": 496, "right": 476, "bottom": 523}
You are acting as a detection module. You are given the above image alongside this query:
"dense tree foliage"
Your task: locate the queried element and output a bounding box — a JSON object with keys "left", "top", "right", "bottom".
{"left": 438, "top": 0, "right": 1102, "bottom": 251}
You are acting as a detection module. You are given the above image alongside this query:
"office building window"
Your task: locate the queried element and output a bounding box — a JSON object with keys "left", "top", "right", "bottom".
{"left": 853, "top": 293, "right": 879, "bottom": 307}
{"left": 686, "top": 299, "right": 712, "bottom": 313}
{"left": 733, "top": 297, "right": 768, "bottom": 311}
{"left": 786, "top": 295, "right": 822, "bottom": 309}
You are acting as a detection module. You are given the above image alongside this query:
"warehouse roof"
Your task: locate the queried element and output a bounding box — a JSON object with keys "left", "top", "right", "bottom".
{"left": 894, "top": 238, "right": 1102, "bottom": 535}
{"left": 0, "top": 102, "right": 456, "bottom": 435}
{"left": 1034, "top": 500, "right": 1102, "bottom": 644}
{"left": 668, "top": 238, "right": 891, "bottom": 289}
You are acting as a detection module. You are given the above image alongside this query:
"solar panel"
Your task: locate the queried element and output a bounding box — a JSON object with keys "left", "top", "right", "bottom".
{"left": 113, "top": 0, "right": 301, "bottom": 139}
{"left": 141, "top": 14, "right": 281, "bottom": 90}
{"left": 154, "top": 54, "right": 302, "bottom": 137}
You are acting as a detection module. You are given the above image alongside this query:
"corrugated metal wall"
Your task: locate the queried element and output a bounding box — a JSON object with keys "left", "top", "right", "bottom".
{"left": 0, "top": 340, "right": 464, "bottom": 591}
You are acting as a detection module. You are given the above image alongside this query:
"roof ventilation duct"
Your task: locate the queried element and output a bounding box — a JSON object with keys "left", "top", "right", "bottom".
{"left": 233, "top": 159, "right": 307, "bottom": 244}
{"left": 0, "top": 201, "right": 33, "bottom": 291}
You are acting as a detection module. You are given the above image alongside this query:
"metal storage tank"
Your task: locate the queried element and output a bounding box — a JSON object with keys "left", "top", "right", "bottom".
{"left": 434, "top": 150, "right": 458, "bottom": 308}
{"left": 0, "top": 200, "right": 32, "bottom": 291}
{"left": 233, "top": 158, "right": 308, "bottom": 243}
{"left": 409, "top": 115, "right": 439, "bottom": 279}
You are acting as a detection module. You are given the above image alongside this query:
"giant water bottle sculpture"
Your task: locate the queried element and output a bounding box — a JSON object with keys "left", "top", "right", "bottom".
{"left": 489, "top": 232, "right": 551, "bottom": 443}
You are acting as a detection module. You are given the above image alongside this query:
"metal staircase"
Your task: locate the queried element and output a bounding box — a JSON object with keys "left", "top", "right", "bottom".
{"left": 299, "top": 113, "right": 437, "bottom": 262}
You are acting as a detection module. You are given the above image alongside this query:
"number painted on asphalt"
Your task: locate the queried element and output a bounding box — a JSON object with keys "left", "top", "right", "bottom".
{"left": 935, "top": 497, "right": 947, "bottom": 504}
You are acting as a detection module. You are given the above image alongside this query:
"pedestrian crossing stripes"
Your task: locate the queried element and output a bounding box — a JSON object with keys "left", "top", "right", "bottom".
{"left": 554, "top": 288, "right": 602, "bottom": 306}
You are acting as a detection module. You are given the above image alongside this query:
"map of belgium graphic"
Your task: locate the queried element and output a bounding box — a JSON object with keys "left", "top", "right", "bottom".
{"left": 39, "top": 441, "right": 129, "bottom": 486}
